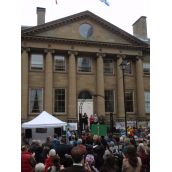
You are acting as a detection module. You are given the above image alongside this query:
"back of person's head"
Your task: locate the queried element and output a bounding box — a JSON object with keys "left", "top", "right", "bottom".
{"left": 126, "top": 145, "right": 138, "bottom": 168}
{"left": 71, "top": 145, "right": 86, "bottom": 163}
{"left": 35, "top": 163, "right": 45, "bottom": 172}
{"left": 52, "top": 155, "right": 61, "bottom": 170}
{"left": 49, "top": 149, "right": 56, "bottom": 157}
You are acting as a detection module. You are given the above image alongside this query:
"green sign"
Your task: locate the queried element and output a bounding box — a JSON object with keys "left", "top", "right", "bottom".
{"left": 91, "top": 124, "right": 107, "bottom": 136}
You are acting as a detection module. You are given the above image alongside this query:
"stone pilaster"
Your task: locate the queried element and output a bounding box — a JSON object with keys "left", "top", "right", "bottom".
{"left": 96, "top": 53, "right": 105, "bottom": 116}
{"left": 116, "top": 55, "right": 126, "bottom": 117}
{"left": 21, "top": 47, "right": 30, "bottom": 120}
{"left": 136, "top": 56, "right": 145, "bottom": 117}
{"left": 44, "top": 49, "right": 54, "bottom": 114}
{"left": 68, "top": 51, "right": 78, "bottom": 119}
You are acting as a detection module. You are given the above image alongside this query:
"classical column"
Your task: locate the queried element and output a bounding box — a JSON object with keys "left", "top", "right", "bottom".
{"left": 68, "top": 51, "right": 78, "bottom": 119}
{"left": 116, "top": 55, "right": 126, "bottom": 118}
{"left": 96, "top": 53, "right": 105, "bottom": 116}
{"left": 136, "top": 56, "right": 145, "bottom": 117}
{"left": 21, "top": 47, "right": 30, "bottom": 120}
{"left": 44, "top": 49, "right": 54, "bottom": 114}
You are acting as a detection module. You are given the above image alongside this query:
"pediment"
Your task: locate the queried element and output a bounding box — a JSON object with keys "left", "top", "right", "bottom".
{"left": 22, "top": 11, "right": 148, "bottom": 47}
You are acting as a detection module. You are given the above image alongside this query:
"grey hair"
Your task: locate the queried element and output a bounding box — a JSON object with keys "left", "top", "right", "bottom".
{"left": 35, "top": 163, "right": 45, "bottom": 172}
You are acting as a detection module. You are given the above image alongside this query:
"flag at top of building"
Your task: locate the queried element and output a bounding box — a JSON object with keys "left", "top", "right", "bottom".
{"left": 99, "top": 0, "right": 110, "bottom": 6}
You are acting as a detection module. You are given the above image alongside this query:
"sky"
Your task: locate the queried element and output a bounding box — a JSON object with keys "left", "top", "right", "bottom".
{"left": 21, "top": 0, "right": 149, "bottom": 35}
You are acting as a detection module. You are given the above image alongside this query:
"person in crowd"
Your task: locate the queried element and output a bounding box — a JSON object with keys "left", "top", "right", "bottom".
{"left": 45, "top": 149, "right": 57, "bottom": 172}
{"left": 100, "top": 154, "right": 119, "bottom": 172}
{"left": 21, "top": 145, "right": 36, "bottom": 172}
{"left": 122, "top": 145, "right": 142, "bottom": 172}
{"left": 79, "top": 113, "right": 83, "bottom": 133}
{"left": 63, "top": 154, "right": 73, "bottom": 168}
{"left": 47, "top": 154, "right": 62, "bottom": 172}
{"left": 55, "top": 136, "right": 73, "bottom": 166}
{"left": 93, "top": 136, "right": 105, "bottom": 170}
{"left": 85, "top": 154, "right": 99, "bottom": 172}
{"left": 35, "top": 163, "right": 45, "bottom": 172}
{"left": 30, "top": 140, "right": 43, "bottom": 163}
{"left": 89, "top": 115, "right": 94, "bottom": 129}
{"left": 41, "top": 145, "right": 50, "bottom": 163}
{"left": 93, "top": 114, "right": 98, "bottom": 124}
{"left": 66, "top": 128, "right": 72, "bottom": 143}
{"left": 83, "top": 113, "right": 88, "bottom": 130}
{"left": 137, "top": 143, "right": 150, "bottom": 172}
{"left": 122, "top": 137, "right": 132, "bottom": 156}
{"left": 51, "top": 134, "right": 60, "bottom": 150}
{"left": 42, "top": 137, "right": 53, "bottom": 149}
{"left": 60, "top": 145, "right": 92, "bottom": 172}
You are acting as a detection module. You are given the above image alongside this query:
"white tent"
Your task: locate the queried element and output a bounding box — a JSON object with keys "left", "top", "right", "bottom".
{"left": 22, "top": 111, "right": 67, "bottom": 128}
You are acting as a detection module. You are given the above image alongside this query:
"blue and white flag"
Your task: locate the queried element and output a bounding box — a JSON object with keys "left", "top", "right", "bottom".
{"left": 99, "top": 0, "right": 110, "bottom": 6}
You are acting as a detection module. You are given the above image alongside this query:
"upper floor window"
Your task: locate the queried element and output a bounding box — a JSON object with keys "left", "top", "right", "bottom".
{"left": 143, "top": 63, "right": 150, "bottom": 75}
{"left": 124, "top": 61, "right": 132, "bottom": 74}
{"left": 125, "top": 90, "right": 134, "bottom": 113}
{"left": 29, "top": 88, "right": 43, "bottom": 113}
{"left": 105, "top": 90, "right": 114, "bottom": 112}
{"left": 54, "top": 55, "right": 66, "bottom": 71}
{"left": 54, "top": 88, "right": 66, "bottom": 113}
{"left": 30, "top": 54, "right": 43, "bottom": 70}
{"left": 77, "top": 57, "right": 91, "bottom": 72}
{"left": 144, "top": 91, "right": 150, "bottom": 113}
{"left": 104, "top": 59, "right": 114, "bottom": 74}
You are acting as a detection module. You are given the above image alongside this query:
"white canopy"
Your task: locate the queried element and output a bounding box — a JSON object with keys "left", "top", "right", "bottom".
{"left": 22, "top": 111, "right": 67, "bottom": 128}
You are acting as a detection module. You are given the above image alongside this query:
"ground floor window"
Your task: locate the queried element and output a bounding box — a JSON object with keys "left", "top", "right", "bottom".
{"left": 54, "top": 88, "right": 66, "bottom": 113}
{"left": 144, "top": 91, "right": 150, "bottom": 113}
{"left": 105, "top": 90, "right": 114, "bottom": 112}
{"left": 125, "top": 90, "right": 134, "bottom": 112}
{"left": 29, "top": 88, "right": 43, "bottom": 113}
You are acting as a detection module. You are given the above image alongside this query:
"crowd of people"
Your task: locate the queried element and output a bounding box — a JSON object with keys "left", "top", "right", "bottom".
{"left": 21, "top": 126, "right": 150, "bottom": 172}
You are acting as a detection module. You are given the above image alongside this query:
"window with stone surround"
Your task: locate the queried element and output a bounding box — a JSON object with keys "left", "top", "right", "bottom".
{"left": 124, "top": 60, "right": 132, "bottom": 74}
{"left": 144, "top": 91, "right": 150, "bottom": 113}
{"left": 30, "top": 53, "right": 44, "bottom": 70}
{"left": 54, "top": 55, "right": 66, "bottom": 71}
{"left": 104, "top": 58, "right": 114, "bottom": 74}
{"left": 143, "top": 63, "right": 150, "bottom": 75}
{"left": 54, "top": 88, "right": 66, "bottom": 113}
{"left": 125, "top": 90, "right": 135, "bottom": 112}
{"left": 105, "top": 90, "right": 114, "bottom": 112}
{"left": 29, "top": 88, "right": 43, "bottom": 113}
{"left": 77, "top": 57, "right": 91, "bottom": 72}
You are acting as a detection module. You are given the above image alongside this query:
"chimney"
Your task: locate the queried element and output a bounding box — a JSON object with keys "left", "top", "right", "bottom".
{"left": 132, "top": 16, "right": 147, "bottom": 40}
{"left": 37, "top": 7, "right": 46, "bottom": 25}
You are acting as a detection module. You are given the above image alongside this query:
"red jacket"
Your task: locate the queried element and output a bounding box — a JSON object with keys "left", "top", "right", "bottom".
{"left": 21, "top": 151, "right": 34, "bottom": 172}
{"left": 45, "top": 156, "right": 53, "bottom": 172}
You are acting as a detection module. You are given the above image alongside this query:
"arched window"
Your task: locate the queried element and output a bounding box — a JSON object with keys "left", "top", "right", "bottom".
{"left": 78, "top": 91, "right": 92, "bottom": 99}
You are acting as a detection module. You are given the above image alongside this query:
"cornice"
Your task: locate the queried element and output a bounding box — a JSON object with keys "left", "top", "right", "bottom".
{"left": 21, "top": 35, "right": 150, "bottom": 51}
{"left": 21, "top": 10, "right": 148, "bottom": 47}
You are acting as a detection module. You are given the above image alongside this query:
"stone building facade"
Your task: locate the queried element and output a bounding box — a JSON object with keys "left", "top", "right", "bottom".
{"left": 21, "top": 8, "right": 150, "bottom": 128}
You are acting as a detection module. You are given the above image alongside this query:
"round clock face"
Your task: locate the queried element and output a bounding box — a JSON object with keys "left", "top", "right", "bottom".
{"left": 79, "top": 23, "right": 93, "bottom": 38}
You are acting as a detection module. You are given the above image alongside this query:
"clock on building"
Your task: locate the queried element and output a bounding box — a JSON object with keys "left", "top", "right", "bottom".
{"left": 79, "top": 23, "right": 93, "bottom": 38}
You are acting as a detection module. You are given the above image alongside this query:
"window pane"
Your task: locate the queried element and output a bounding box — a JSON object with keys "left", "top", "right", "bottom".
{"left": 105, "top": 90, "right": 114, "bottom": 112}
{"left": 143, "top": 63, "right": 150, "bottom": 75}
{"left": 104, "top": 59, "right": 114, "bottom": 74}
{"left": 54, "top": 55, "right": 66, "bottom": 71}
{"left": 31, "top": 54, "right": 43, "bottom": 70}
{"left": 125, "top": 91, "right": 134, "bottom": 112}
{"left": 54, "top": 89, "right": 65, "bottom": 113}
{"left": 29, "top": 88, "right": 43, "bottom": 113}
{"left": 124, "top": 61, "right": 132, "bottom": 74}
{"left": 77, "top": 57, "right": 91, "bottom": 72}
{"left": 144, "top": 91, "right": 150, "bottom": 113}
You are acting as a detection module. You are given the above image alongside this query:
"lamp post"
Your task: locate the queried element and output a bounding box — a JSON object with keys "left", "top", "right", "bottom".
{"left": 119, "top": 60, "right": 128, "bottom": 136}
